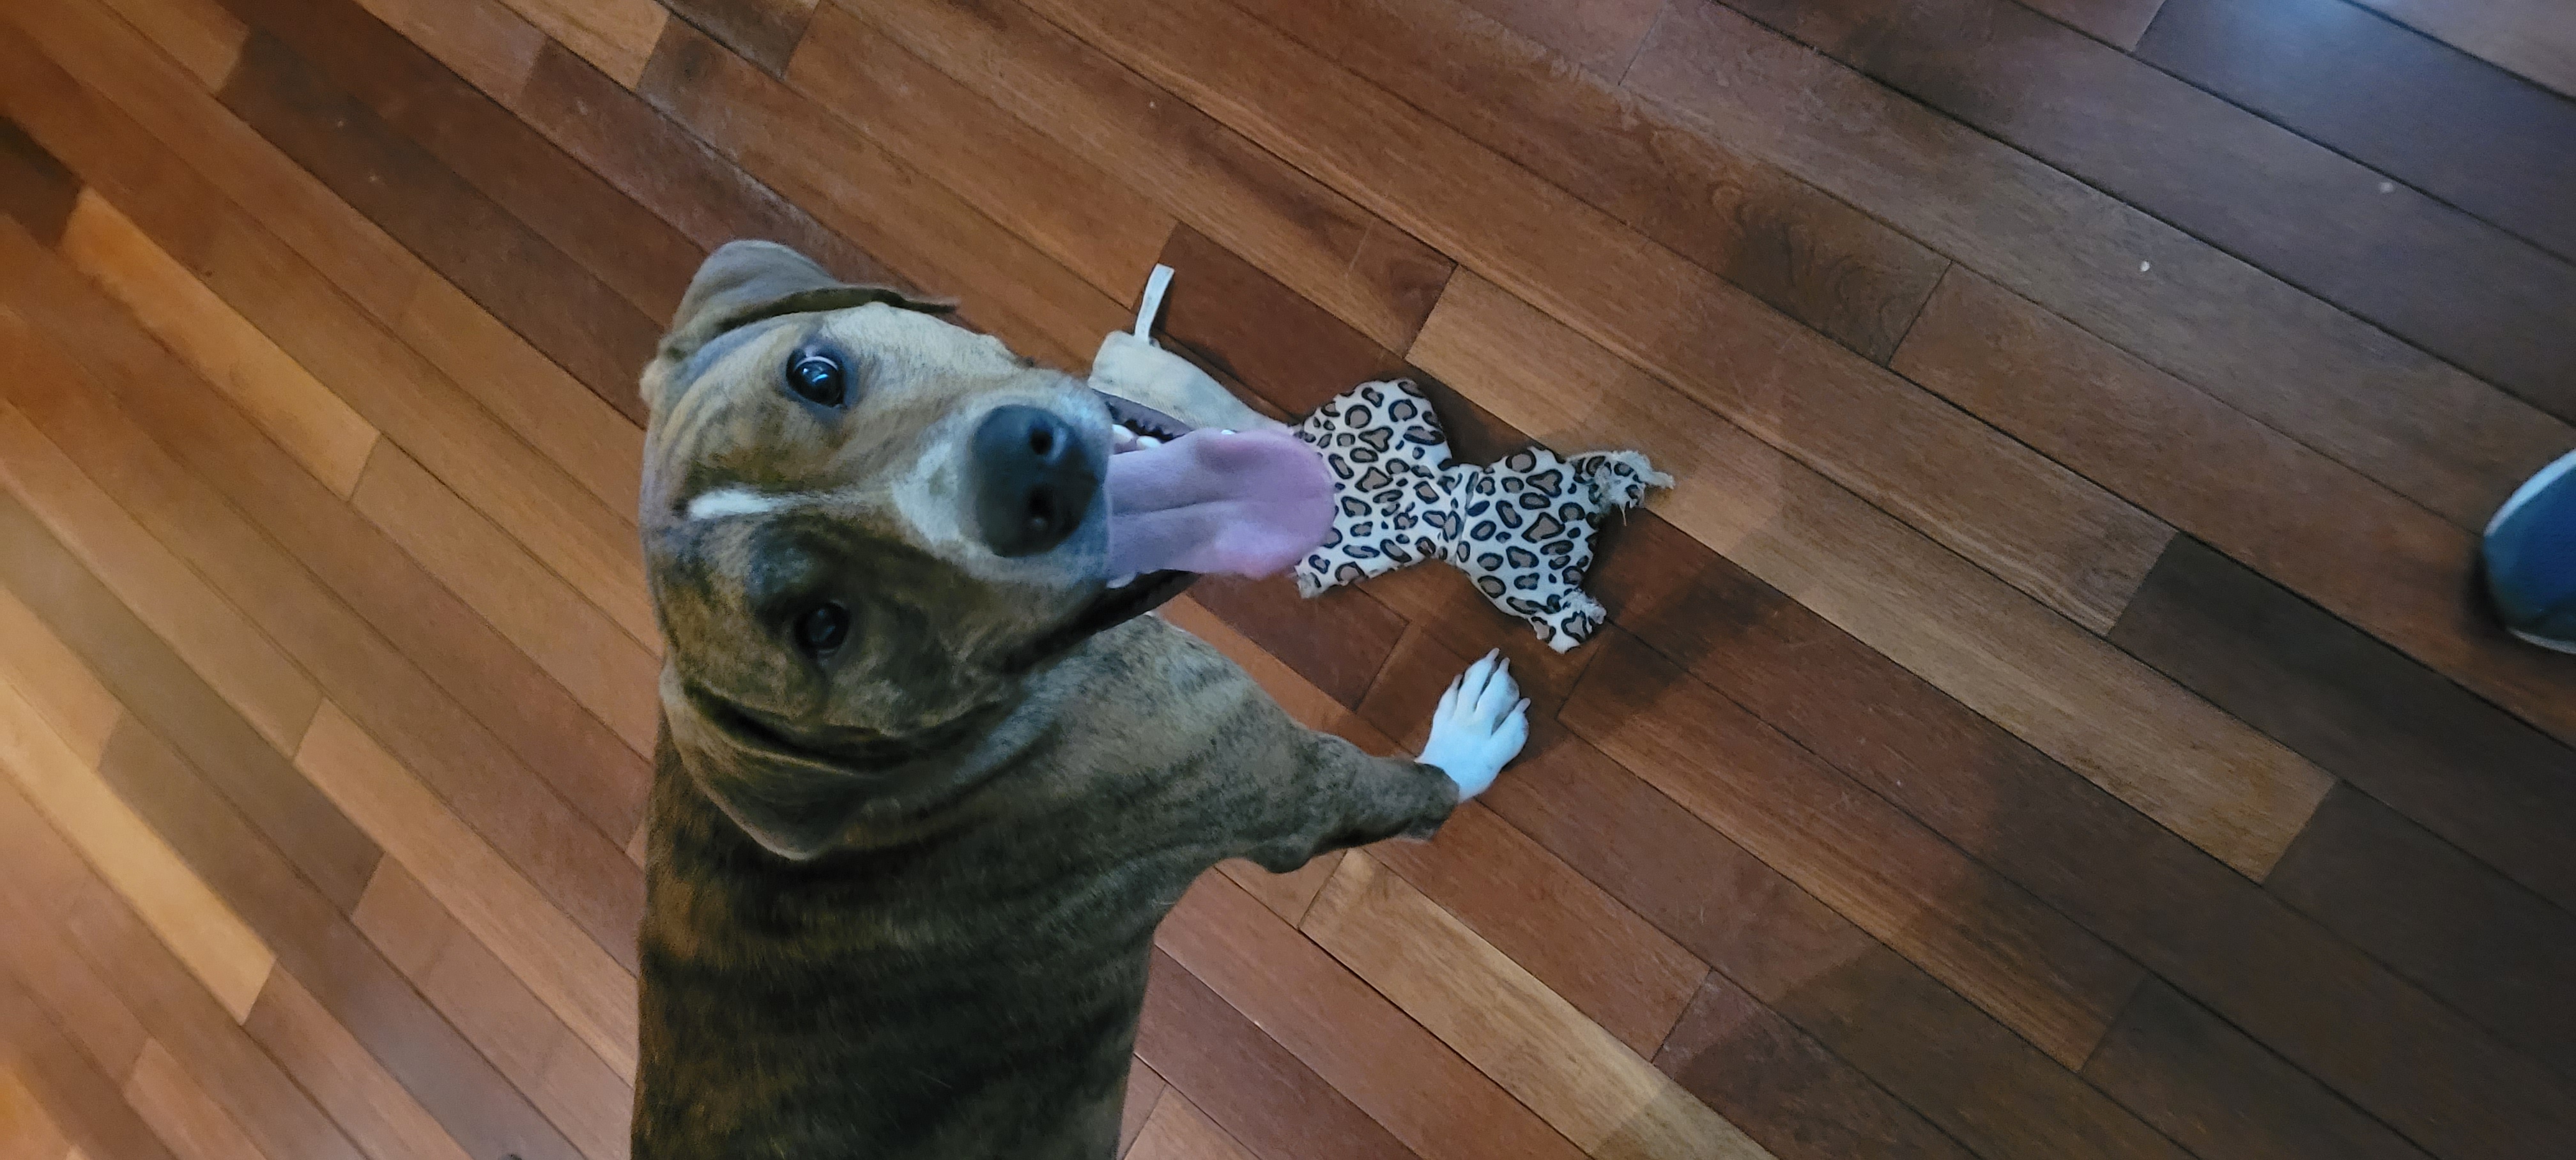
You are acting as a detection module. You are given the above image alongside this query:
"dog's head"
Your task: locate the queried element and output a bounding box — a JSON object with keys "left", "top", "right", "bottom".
{"left": 640, "top": 242, "right": 1190, "bottom": 859}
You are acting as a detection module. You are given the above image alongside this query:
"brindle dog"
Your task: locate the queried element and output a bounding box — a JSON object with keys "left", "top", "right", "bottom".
{"left": 632, "top": 242, "right": 1529, "bottom": 1157}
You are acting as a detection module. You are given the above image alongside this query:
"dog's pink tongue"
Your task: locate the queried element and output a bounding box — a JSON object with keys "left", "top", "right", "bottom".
{"left": 1106, "top": 429, "right": 1331, "bottom": 579}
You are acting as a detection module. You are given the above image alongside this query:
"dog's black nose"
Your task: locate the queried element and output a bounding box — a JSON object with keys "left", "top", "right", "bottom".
{"left": 971, "top": 405, "right": 1098, "bottom": 556}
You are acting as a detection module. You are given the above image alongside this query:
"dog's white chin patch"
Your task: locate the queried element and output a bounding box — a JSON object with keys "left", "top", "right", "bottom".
{"left": 687, "top": 487, "right": 793, "bottom": 521}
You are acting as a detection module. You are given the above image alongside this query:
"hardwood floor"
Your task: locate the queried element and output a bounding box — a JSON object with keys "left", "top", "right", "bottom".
{"left": 1, "top": 0, "right": 2571, "bottom": 1157}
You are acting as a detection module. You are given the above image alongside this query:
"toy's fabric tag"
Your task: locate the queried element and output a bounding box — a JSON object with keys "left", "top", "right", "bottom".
{"left": 1291, "top": 380, "right": 1667, "bottom": 652}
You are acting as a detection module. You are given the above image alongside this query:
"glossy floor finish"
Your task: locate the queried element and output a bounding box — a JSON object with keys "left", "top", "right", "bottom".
{"left": 2, "top": 0, "right": 2573, "bottom": 1157}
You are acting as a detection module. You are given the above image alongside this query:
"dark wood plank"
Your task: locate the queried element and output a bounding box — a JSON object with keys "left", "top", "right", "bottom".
{"left": 1453, "top": 0, "right": 1662, "bottom": 77}
{"left": 1560, "top": 629, "right": 2145, "bottom": 1069}
{"left": 86, "top": 714, "right": 588, "bottom": 1160}
{"left": 2140, "top": 0, "right": 2576, "bottom": 264}
{"left": 2265, "top": 784, "right": 2576, "bottom": 1080}
{"left": 0, "top": 215, "right": 647, "bottom": 956}
{"left": 637, "top": 17, "right": 1119, "bottom": 370}
{"left": 1591, "top": 512, "right": 2576, "bottom": 1160}
{"left": 2109, "top": 535, "right": 2576, "bottom": 916}
{"left": 0, "top": 967, "right": 179, "bottom": 1160}
{"left": 1893, "top": 268, "right": 2576, "bottom": 748}
{"left": 2022, "top": 0, "right": 2168, "bottom": 47}
{"left": 1137, "top": 949, "right": 1418, "bottom": 1160}
{"left": 215, "top": 0, "right": 704, "bottom": 320}
{"left": 1621, "top": 0, "right": 2572, "bottom": 533}
{"left": 664, "top": 0, "right": 818, "bottom": 75}
{"left": 1184, "top": 575, "right": 1407, "bottom": 710}
{"left": 0, "top": 861, "right": 148, "bottom": 1088}
{"left": 1153, "top": 224, "right": 1409, "bottom": 415}
{"left": 2082, "top": 980, "right": 2430, "bottom": 1160}
{"left": 1234, "top": 0, "right": 1951, "bottom": 362}
{"left": 1476, "top": 725, "right": 2185, "bottom": 1160}
{"left": 1720, "top": 0, "right": 2576, "bottom": 422}
{"left": 2349, "top": 0, "right": 2576, "bottom": 102}
{"left": 1655, "top": 972, "right": 1977, "bottom": 1160}
{"left": 0, "top": 118, "right": 80, "bottom": 246}
{"left": 215, "top": 30, "right": 661, "bottom": 425}
{"left": 0, "top": 480, "right": 380, "bottom": 913}
{"left": 1119, "top": 1058, "right": 1164, "bottom": 1158}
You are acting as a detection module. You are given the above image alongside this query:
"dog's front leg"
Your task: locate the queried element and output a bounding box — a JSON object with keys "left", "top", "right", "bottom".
{"left": 1229, "top": 652, "right": 1528, "bottom": 873}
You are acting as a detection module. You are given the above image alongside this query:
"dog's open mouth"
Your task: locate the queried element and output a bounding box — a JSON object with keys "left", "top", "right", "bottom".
{"left": 1092, "top": 391, "right": 1333, "bottom": 586}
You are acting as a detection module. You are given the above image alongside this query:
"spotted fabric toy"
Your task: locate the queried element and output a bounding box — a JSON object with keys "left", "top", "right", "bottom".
{"left": 1290, "top": 379, "right": 1666, "bottom": 652}
{"left": 1090, "top": 265, "right": 1668, "bottom": 652}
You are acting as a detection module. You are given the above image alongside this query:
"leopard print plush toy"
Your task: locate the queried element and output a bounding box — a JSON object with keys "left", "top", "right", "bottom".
{"left": 1290, "top": 379, "right": 1666, "bottom": 652}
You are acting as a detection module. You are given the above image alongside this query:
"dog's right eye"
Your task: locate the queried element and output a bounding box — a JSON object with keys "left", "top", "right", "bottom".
{"left": 786, "top": 349, "right": 846, "bottom": 407}
{"left": 795, "top": 602, "right": 850, "bottom": 657}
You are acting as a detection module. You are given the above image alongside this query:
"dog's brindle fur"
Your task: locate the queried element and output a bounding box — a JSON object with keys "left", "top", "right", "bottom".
{"left": 633, "top": 243, "right": 1462, "bottom": 1157}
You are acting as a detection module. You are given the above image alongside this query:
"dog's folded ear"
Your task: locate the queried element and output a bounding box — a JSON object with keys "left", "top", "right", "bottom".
{"left": 647, "top": 241, "right": 954, "bottom": 415}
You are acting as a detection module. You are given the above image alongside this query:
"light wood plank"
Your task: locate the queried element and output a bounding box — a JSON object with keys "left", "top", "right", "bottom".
{"left": 350, "top": 441, "right": 659, "bottom": 752}
{"left": 1411, "top": 271, "right": 2326, "bottom": 878}
{"left": 493, "top": 0, "right": 666, "bottom": 88}
{"left": 292, "top": 703, "right": 638, "bottom": 1081}
{"left": 0, "top": 1066, "right": 73, "bottom": 1160}
{"left": 0, "top": 586, "right": 119, "bottom": 768}
{"left": 1125, "top": 1090, "right": 1258, "bottom": 1160}
{"left": 0, "top": 395, "right": 323, "bottom": 756}
{"left": 57, "top": 190, "right": 378, "bottom": 499}
{"left": 350, "top": 0, "right": 545, "bottom": 102}
{"left": 120, "top": 1041, "right": 262, "bottom": 1160}
{"left": 0, "top": 682, "right": 273, "bottom": 1023}
{"left": 243, "top": 970, "right": 475, "bottom": 1160}
{"left": 1307, "top": 853, "right": 1770, "bottom": 1159}
{"left": 93, "top": 0, "right": 246, "bottom": 88}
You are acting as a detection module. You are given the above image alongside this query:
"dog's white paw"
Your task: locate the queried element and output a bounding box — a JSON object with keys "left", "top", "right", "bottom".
{"left": 1417, "top": 650, "right": 1529, "bottom": 800}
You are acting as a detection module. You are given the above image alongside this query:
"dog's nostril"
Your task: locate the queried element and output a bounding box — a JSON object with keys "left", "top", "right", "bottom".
{"left": 1029, "top": 426, "right": 1054, "bottom": 457}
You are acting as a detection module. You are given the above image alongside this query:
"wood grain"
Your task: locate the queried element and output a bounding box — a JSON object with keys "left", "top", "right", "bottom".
{"left": 1410, "top": 271, "right": 2321, "bottom": 878}
{"left": 243, "top": 970, "right": 476, "bottom": 1160}
{"left": 1655, "top": 973, "right": 1975, "bottom": 1160}
{"left": 350, "top": 442, "right": 659, "bottom": 752}
{"left": 1620, "top": 0, "right": 2572, "bottom": 532}
{"left": 2140, "top": 0, "right": 2576, "bottom": 264}
{"left": 850, "top": 0, "right": 1454, "bottom": 353}
{"left": 1156, "top": 871, "right": 1588, "bottom": 1160}
{"left": 0, "top": 967, "right": 178, "bottom": 1160}
{"left": 293, "top": 704, "right": 639, "bottom": 1080}
{"left": 1452, "top": 0, "right": 1662, "bottom": 76}
{"left": 95, "top": 0, "right": 248, "bottom": 88}
{"left": 2023, "top": 0, "right": 2167, "bottom": 47}
{"left": 347, "top": 0, "right": 544, "bottom": 101}
{"left": 0, "top": 1065, "right": 72, "bottom": 1160}
{"left": 1117, "top": 1058, "right": 1164, "bottom": 1159}
{"left": 491, "top": 0, "right": 665, "bottom": 88}
{"left": 1137, "top": 949, "right": 1418, "bottom": 1160}
{"left": 1306, "top": 853, "right": 1774, "bottom": 1159}
{"left": 122, "top": 1041, "right": 268, "bottom": 1160}
{"left": 1182, "top": 576, "right": 1408, "bottom": 710}
{"left": 664, "top": 0, "right": 818, "bottom": 75}
{"left": 1234, "top": 0, "right": 1950, "bottom": 362}
{"left": 2082, "top": 980, "right": 2431, "bottom": 1160}
{"left": 0, "top": 118, "right": 84, "bottom": 246}
{"left": 1895, "top": 269, "right": 2576, "bottom": 747}
{"left": 2349, "top": 0, "right": 2576, "bottom": 99}
{"left": 1126, "top": 1090, "right": 1259, "bottom": 1160}
{"left": 57, "top": 190, "right": 377, "bottom": 499}
{"left": 0, "top": 817, "right": 150, "bottom": 1083}
{"left": 0, "top": 583, "right": 121, "bottom": 770}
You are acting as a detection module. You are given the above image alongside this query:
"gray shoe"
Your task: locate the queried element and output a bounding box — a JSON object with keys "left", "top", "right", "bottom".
{"left": 2485, "top": 449, "right": 2576, "bottom": 653}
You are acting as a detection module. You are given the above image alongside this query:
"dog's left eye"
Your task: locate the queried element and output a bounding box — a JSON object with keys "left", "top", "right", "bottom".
{"left": 795, "top": 602, "right": 850, "bottom": 657}
{"left": 786, "top": 350, "right": 846, "bottom": 407}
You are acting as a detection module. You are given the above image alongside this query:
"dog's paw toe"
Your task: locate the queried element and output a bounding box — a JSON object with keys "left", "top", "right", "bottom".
{"left": 1417, "top": 650, "right": 1529, "bottom": 800}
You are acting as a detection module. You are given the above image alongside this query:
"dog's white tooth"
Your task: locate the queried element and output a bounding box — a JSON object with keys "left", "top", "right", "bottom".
{"left": 1107, "top": 574, "right": 1136, "bottom": 588}
{"left": 1136, "top": 435, "right": 1162, "bottom": 448}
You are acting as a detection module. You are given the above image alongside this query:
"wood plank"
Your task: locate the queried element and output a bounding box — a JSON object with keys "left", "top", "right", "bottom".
{"left": 348, "top": 863, "right": 629, "bottom": 1160}
{"left": 0, "top": 969, "right": 178, "bottom": 1160}
{"left": 2082, "top": 980, "right": 2430, "bottom": 1160}
{"left": 2139, "top": 0, "right": 2576, "bottom": 264}
{"left": 0, "top": 862, "right": 150, "bottom": 1086}
{"left": 216, "top": 29, "right": 664, "bottom": 425}
{"left": 1723, "top": 0, "right": 2576, "bottom": 423}
{"left": 218, "top": 0, "right": 702, "bottom": 324}
{"left": 1654, "top": 972, "right": 1975, "bottom": 1160}
{"left": 0, "top": 586, "right": 121, "bottom": 770}
{"left": 1137, "top": 950, "right": 1417, "bottom": 1160}
{"left": 1620, "top": 0, "right": 2572, "bottom": 533}
{"left": 347, "top": 0, "right": 544, "bottom": 102}
{"left": 664, "top": 0, "right": 817, "bottom": 75}
{"left": 1151, "top": 224, "right": 1409, "bottom": 417}
{"left": 1126, "top": 1090, "right": 1259, "bottom": 1160}
{"left": 788, "top": 4, "right": 1171, "bottom": 305}
{"left": 1182, "top": 575, "right": 1407, "bottom": 710}
{"left": 2023, "top": 0, "right": 2166, "bottom": 48}
{"left": 1413, "top": 270, "right": 2324, "bottom": 878}
{"left": 242, "top": 970, "right": 475, "bottom": 1160}
{"left": 1232, "top": 0, "right": 1950, "bottom": 362}
{"left": 1588, "top": 515, "right": 2576, "bottom": 1160}
{"left": 293, "top": 704, "right": 638, "bottom": 1081}
{"left": 2264, "top": 784, "right": 2576, "bottom": 1081}
{"left": 1892, "top": 268, "right": 2576, "bottom": 747}
{"left": 0, "top": 397, "right": 327, "bottom": 760}
{"left": 848, "top": 0, "right": 1454, "bottom": 353}
{"left": 492, "top": 0, "right": 664, "bottom": 88}
{"left": 0, "top": 1066, "right": 72, "bottom": 1160}
{"left": 636, "top": 17, "right": 1117, "bottom": 370}
{"left": 1118, "top": 1058, "right": 1163, "bottom": 1159}
{"left": 93, "top": 0, "right": 247, "bottom": 88}
{"left": 0, "top": 681, "right": 275, "bottom": 1025}
{"left": 57, "top": 190, "right": 378, "bottom": 499}
{"left": 1306, "top": 852, "right": 1774, "bottom": 1159}
{"left": 1452, "top": 0, "right": 1661, "bottom": 77}
{"left": 121, "top": 1042, "right": 266, "bottom": 1160}
{"left": 1156, "top": 871, "right": 1588, "bottom": 1160}
{"left": 0, "top": 118, "right": 84, "bottom": 246}
{"left": 2108, "top": 535, "right": 2576, "bottom": 915}
{"left": 0, "top": 255, "right": 646, "bottom": 917}
{"left": 86, "top": 716, "right": 587, "bottom": 1160}
{"left": 2349, "top": 0, "right": 2576, "bottom": 99}
{"left": 1020, "top": 0, "right": 2169, "bottom": 634}
{"left": 349, "top": 442, "right": 659, "bottom": 753}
